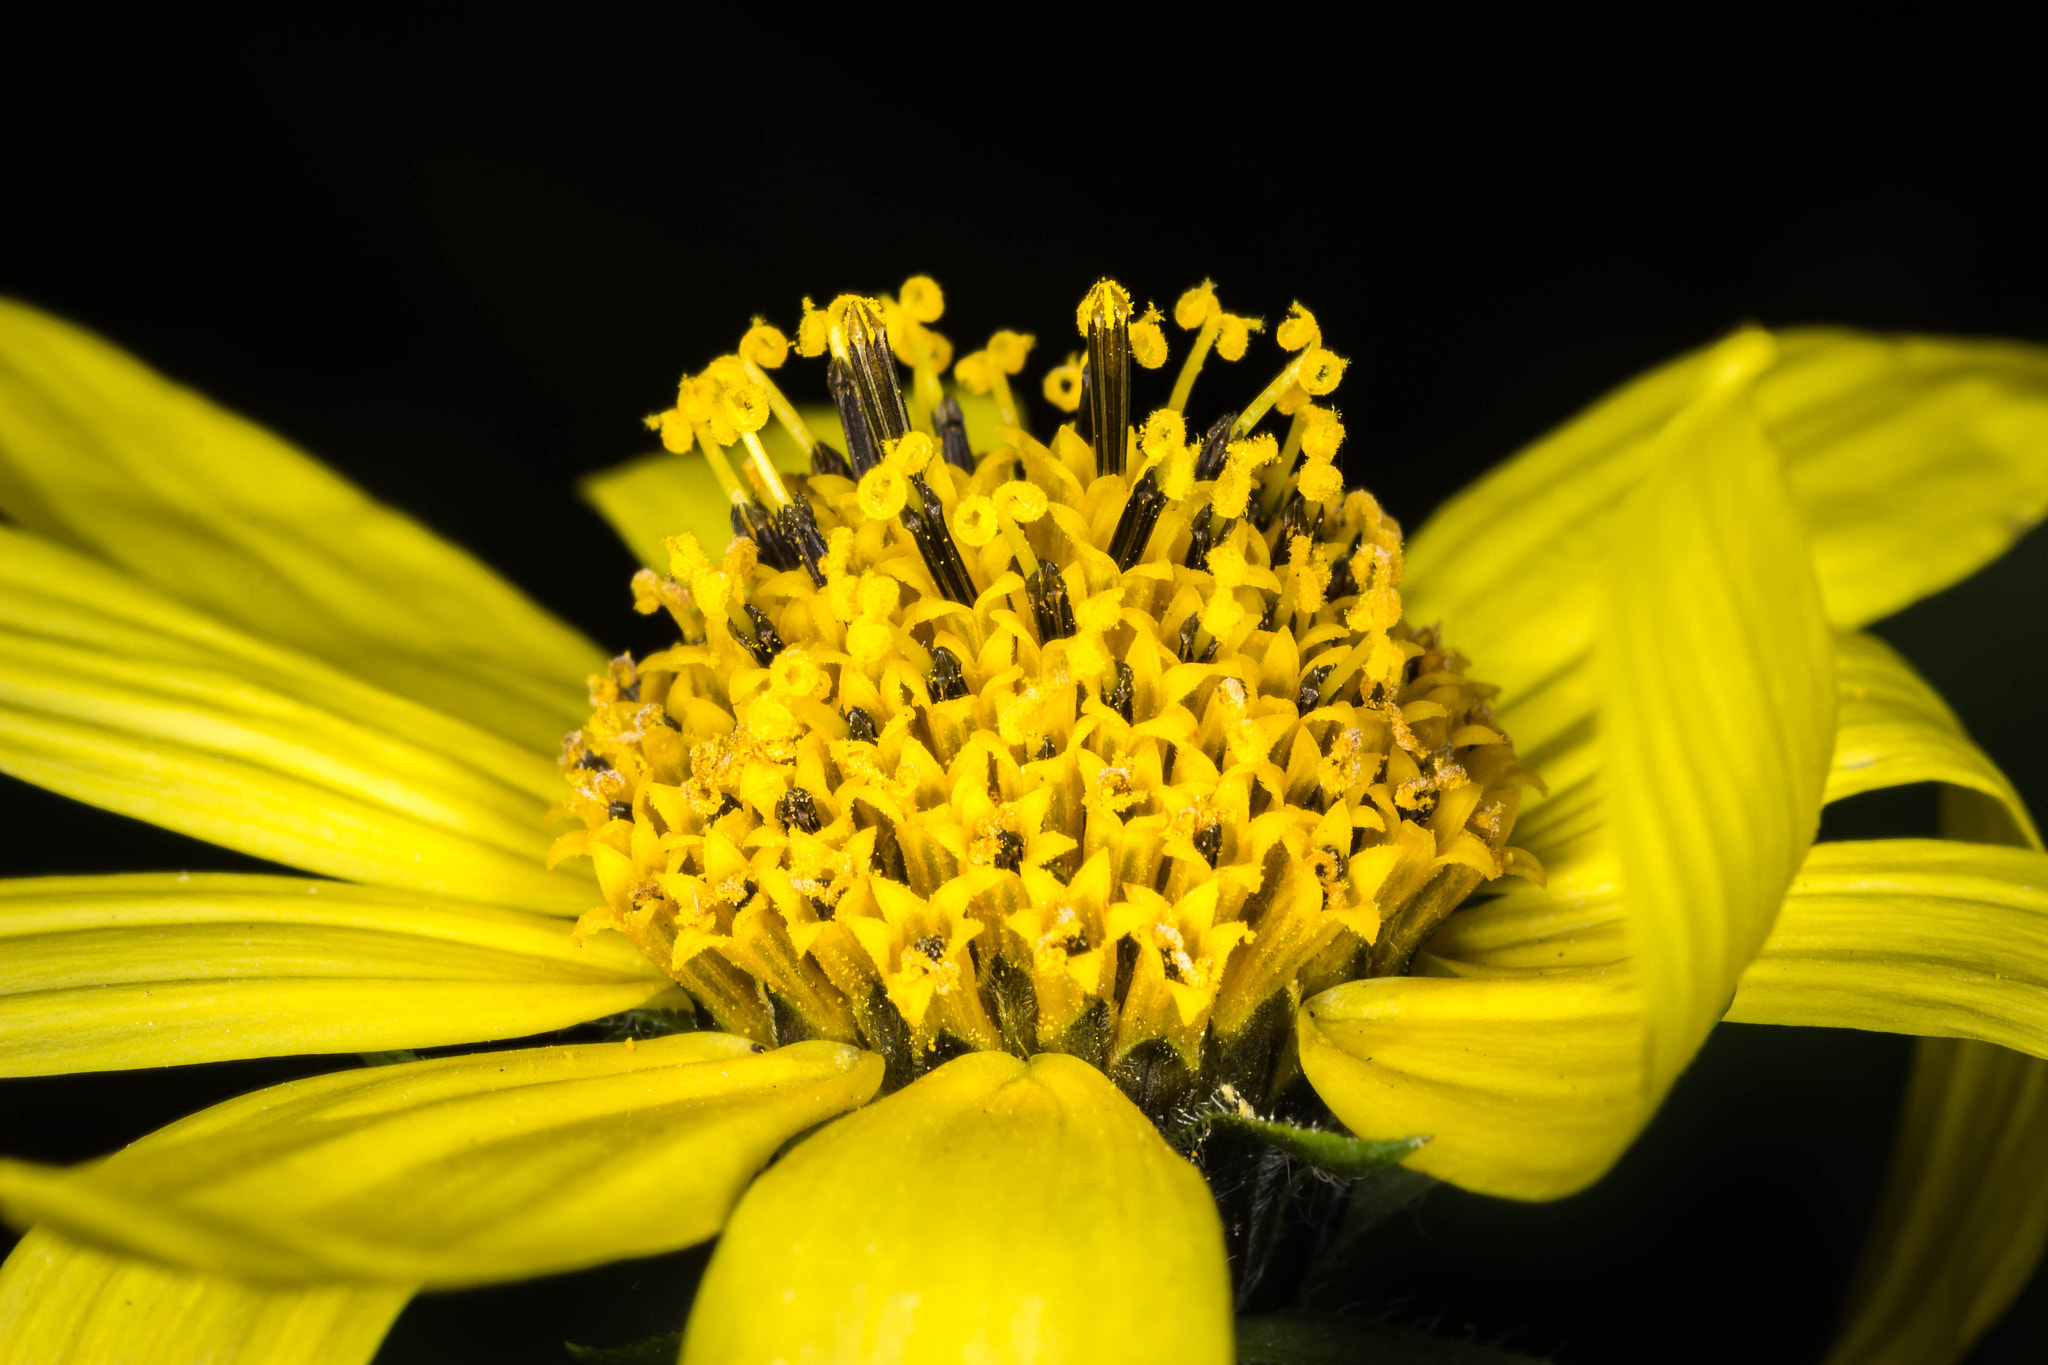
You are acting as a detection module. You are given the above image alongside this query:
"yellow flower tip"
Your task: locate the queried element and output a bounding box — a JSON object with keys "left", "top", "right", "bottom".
{"left": 738, "top": 321, "right": 789, "bottom": 369}
{"left": 571, "top": 273, "right": 1538, "bottom": 1123}
{"left": 856, "top": 466, "right": 908, "bottom": 520}
{"left": 1174, "top": 280, "right": 1218, "bottom": 329}
{"left": 952, "top": 350, "right": 994, "bottom": 394}
{"left": 795, "top": 296, "right": 830, "bottom": 358}
{"left": 1215, "top": 312, "right": 1258, "bottom": 361}
{"left": 987, "top": 328, "right": 1035, "bottom": 373}
{"left": 1275, "top": 303, "right": 1321, "bottom": 352}
{"left": 897, "top": 274, "right": 945, "bottom": 324}
{"left": 1129, "top": 304, "right": 1169, "bottom": 370}
{"left": 1043, "top": 357, "right": 1085, "bottom": 412}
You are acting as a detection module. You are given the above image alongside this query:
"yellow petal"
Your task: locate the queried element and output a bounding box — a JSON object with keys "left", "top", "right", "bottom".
{"left": 1828, "top": 632, "right": 2040, "bottom": 848}
{"left": 0, "top": 529, "right": 589, "bottom": 914}
{"left": 1601, "top": 330, "right": 1835, "bottom": 1095}
{"left": 1821, "top": 1038, "right": 2048, "bottom": 1365}
{"left": 0, "top": 298, "right": 601, "bottom": 750}
{"left": 682, "top": 1051, "right": 1233, "bottom": 1365}
{"left": 1407, "top": 328, "right": 2048, "bottom": 761}
{"left": 1511, "top": 625, "right": 2039, "bottom": 895}
{"left": 0, "top": 872, "right": 670, "bottom": 1076}
{"left": 1770, "top": 328, "right": 2048, "bottom": 629}
{"left": 0, "top": 1034, "right": 882, "bottom": 1287}
{"left": 1297, "top": 969, "right": 1646, "bottom": 1200}
{"left": 1727, "top": 839, "right": 2048, "bottom": 1057}
{"left": 0, "top": 1227, "right": 407, "bottom": 1365}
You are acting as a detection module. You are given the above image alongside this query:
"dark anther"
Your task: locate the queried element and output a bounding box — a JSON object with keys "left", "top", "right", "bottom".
{"left": 732, "top": 501, "right": 799, "bottom": 573}
{"left": 714, "top": 793, "right": 743, "bottom": 820}
{"left": 1108, "top": 660, "right": 1135, "bottom": 723}
{"left": 1351, "top": 823, "right": 1370, "bottom": 855}
{"left": 1182, "top": 504, "right": 1235, "bottom": 574}
{"left": 934, "top": 394, "right": 976, "bottom": 472}
{"left": 577, "top": 751, "right": 611, "bottom": 771}
{"left": 1025, "top": 560, "right": 1076, "bottom": 643}
{"left": 898, "top": 474, "right": 977, "bottom": 605}
{"left": 993, "top": 827, "right": 1026, "bottom": 873}
{"left": 827, "top": 358, "right": 882, "bottom": 476}
{"left": 1403, "top": 653, "right": 1424, "bottom": 685}
{"left": 740, "top": 604, "right": 784, "bottom": 665}
{"left": 659, "top": 711, "right": 682, "bottom": 731}
{"left": 1107, "top": 465, "right": 1168, "bottom": 571}
{"left": 1259, "top": 595, "right": 1278, "bottom": 630}
{"left": 807, "top": 894, "right": 835, "bottom": 922}
{"left": 619, "top": 681, "right": 641, "bottom": 702}
{"left": 913, "top": 934, "right": 947, "bottom": 960}
{"left": 844, "top": 706, "right": 879, "bottom": 743}
{"left": 927, "top": 645, "right": 969, "bottom": 702}
{"left": 1085, "top": 293, "right": 1131, "bottom": 476}
{"left": 1193, "top": 412, "right": 1236, "bottom": 482}
{"left": 773, "top": 498, "right": 830, "bottom": 587}
{"left": 1195, "top": 822, "right": 1223, "bottom": 868}
{"left": 1271, "top": 492, "right": 1324, "bottom": 561}
{"left": 606, "top": 801, "right": 634, "bottom": 821}
{"left": 732, "top": 878, "right": 760, "bottom": 906}
{"left": 1175, "top": 614, "right": 1218, "bottom": 664}
{"left": 1327, "top": 534, "right": 1363, "bottom": 600}
{"left": 1160, "top": 948, "right": 1188, "bottom": 984}
{"left": 1036, "top": 735, "right": 1057, "bottom": 761}
{"left": 810, "top": 439, "right": 853, "bottom": 479}
{"left": 843, "top": 300, "right": 912, "bottom": 448}
{"left": 1297, "top": 665, "right": 1334, "bottom": 711}
{"left": 776, "top": 788, "right": 823, "bottom": 834}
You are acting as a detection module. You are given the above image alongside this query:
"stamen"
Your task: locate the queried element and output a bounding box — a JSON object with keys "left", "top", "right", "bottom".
{"left": 1080, "top": 280, "right": 1132, "bottom": 476}
{"left": 836, "top": 299, "right": 912, "bottom": 446}
{"left": 933, "top": 395, "right": 976, "bottom": 472}
{"left": 827, "top": 358, "right": 882, "bottom": 476}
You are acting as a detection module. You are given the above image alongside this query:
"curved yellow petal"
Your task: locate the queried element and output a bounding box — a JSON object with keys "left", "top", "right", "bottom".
{"left": 1417, "top": 879, "right": 1628, "bottom": 976}
{"left": 1828, "top": 632, "right": 2040, "bottom": 848}
{"left": 1823, "top": 1038, "right": 2048, "bottom": 1365}
{"left": 0, "top": 1034, "right": 882, "bottom": 1287}
{"left": 0, "top": 1227, "right": 408, "bottom": 1365}
{"left": 1727, "top": 839, "right": 2048, "bottom": 1057}
{"left": 1297, "top": 969, "right": 1646, "bottom": 1201}
{"left": 1601, "top": 330, "right": 1835, "bottom": 1095}
{"left": 1769, "top": 328, "right": 2048, "bottom": 628}
{"left": 0, "top": 529, "right": 589, "bottom": 914}
{"left": 1408, "top": 328, "right": 2048, "bottom": 704}
{"left": 0, "top": 872, "right": 670, "bottom": 1076}
{"left": 0, "top": 298, "right": 601, "bottom": 750}
{"left": 1508, "top": 624, "right": 2038, "bottom": 903}
{"left": 682, "top": 1050, "right": 1233, "bottom": 1365}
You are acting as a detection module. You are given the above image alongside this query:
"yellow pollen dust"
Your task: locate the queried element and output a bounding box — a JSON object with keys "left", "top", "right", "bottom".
{"left": 557, "top": 274, "right": 1543, "bottom": 1106}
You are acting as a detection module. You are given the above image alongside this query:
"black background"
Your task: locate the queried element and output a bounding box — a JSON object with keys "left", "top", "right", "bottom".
{"left": 4, "top": 18, "right": 2046, "bottom": 1363}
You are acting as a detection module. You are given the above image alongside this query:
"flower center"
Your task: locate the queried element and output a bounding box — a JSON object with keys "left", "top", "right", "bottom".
{"left": 553, "top": 278, "right": 1541, "bottom": 1120}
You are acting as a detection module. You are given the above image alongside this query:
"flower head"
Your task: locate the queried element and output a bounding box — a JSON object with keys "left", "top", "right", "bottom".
{"left": 560, "top": 276, "right": 1541, "bottom": 1115}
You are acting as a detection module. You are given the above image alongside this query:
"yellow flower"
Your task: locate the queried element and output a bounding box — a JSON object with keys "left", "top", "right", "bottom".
{"left": 1, "top": 277, "right": 2047, "bottom": 1364}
